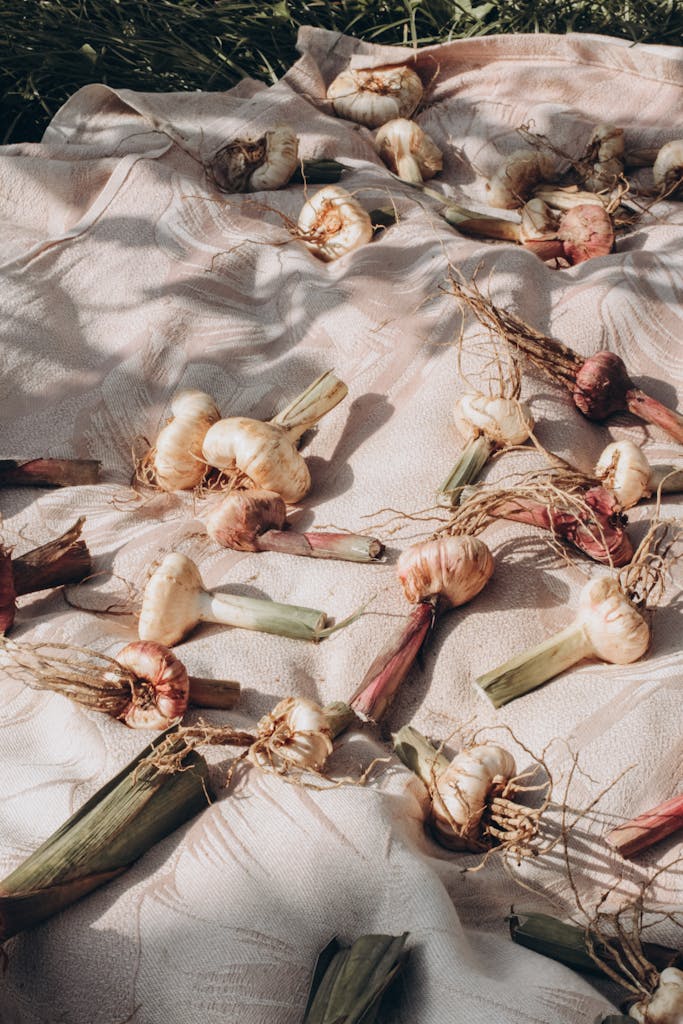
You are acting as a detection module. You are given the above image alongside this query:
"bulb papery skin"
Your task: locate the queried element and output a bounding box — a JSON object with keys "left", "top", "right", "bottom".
{"left": 454, "top": 394, "right": 534, "bottom": 447}
{"left": 210, "top": 128, "right": 299, "bottom": 192}
{"left": 398, "top": 535, "right": 494, "bottom": 609}
{"left": 595, "top": 441, "right": 652, "bottom": 509}
{"left": 629, "top": 968, "right": 683, "bottom": 1024}
{"left": 327, "top": 65, "right": 423, "bottom": 129}
{"left": 576, "top": 578, "right": 650, "bottom": 664}
{"left": 0, "top": 549, "right": 16, "bottom": 634}
{"left": 486, "top": 150, "right": 555, "bottom": 209}
{"left": 556, "top": 204, "right": 615, "bottom": 265}
{"left": 297, "top": 186, "right": 373, "bottom": 262}
{"left": 572, "top": 351, "right": 632, "bottom": 419}
{"left": 431, "top": 744, "right": 516, "bottom": 851}
{"left": 583, "top": 124, "right": 625, "bottom": 191}
{"left": 152, "top": 390, "right": 221, "bottom": 491}
{"left": 251, "top": 696, "right": 334, "bottom": 772}
{"left": 202, "top": 417, "right": 310, "bottom": 503}
{"left": 519, "top": 198, "right": 559, "bottom": 242}
{"left": 206, "top": 489, "right": 287, "bottom": 551}
{"left": 653, "top": 140, "right": 683, "bottom": 196}
{"left": 138, "top": 553, "right": 205, "bottom": 647}
{"left": 115, "top": 640, "right": 190, "bottom": 729}
{"left": 375, "top": 118, "right": 443, "bottom": 183}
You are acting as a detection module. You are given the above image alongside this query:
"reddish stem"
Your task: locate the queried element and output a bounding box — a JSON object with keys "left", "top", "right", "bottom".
{"left": 349, "top": 600, "right": 436, "bottom": 722}
{"left": 626, "top": 388, "right": 683, "bottom": 444}
{"left": 257, "top": 529, "right": 384, "bottom": 562}
{"left": 0, "top": 459, "right": 101, "bottom": 489}
{"left": 492, "top": 487, "right": 632, "bottom": 566}
{"left": 0, "top": 549, "right": 17, "bottom": 633}
{"left": 605, "top": 793, "right": 683, "bottom": 858}
{"left": 11, "top": 518, "right": 92, "bottom": 596}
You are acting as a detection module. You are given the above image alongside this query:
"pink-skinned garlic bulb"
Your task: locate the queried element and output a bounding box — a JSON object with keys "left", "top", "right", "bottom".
{"left": 327, "top": 64, "right": 423, "bottom": 129}
{"left": 394, "top": 725, "right": 542, "bottom": 856}
{"left": 477, "top": 576, "right": 651, "bottom": 707}
{"left": 350, "top": 535, "right": 494, "bottom": 722}
{"left": 653, "top": 139, "right": 683, "bottom": 197}
{"left": 595, "top": 440, "right": 683, "bottom": 509}
{"left": 440, "top": 393, "right": 535, "bottom": 503}
{"left": 297, "top": 185, "right": 373, "bottom": 262}
{"left": 248, "top": 696, "right": 334, "bottom": 773}
{"left": 485, "top": 149, "right": 556, "bottom": 209}
{"left": 206, "top": 488, "right": 384, "bottom": 563}
{"left": 375, "top": 118, "right": 443, "bottom": 184}
{"left": 209, "top": 127, "right": 299, "bottom": 193}
{"left": 147, "top": 390, "right": 221, "bottom": 491}
{"left": 113, "top": 641, "right": 190, "bottom": 729}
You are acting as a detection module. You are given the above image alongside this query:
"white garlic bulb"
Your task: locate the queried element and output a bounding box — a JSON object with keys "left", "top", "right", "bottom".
{"left": 210, "top": 127, "right": 299, "bottom": 193}
{"left": 297, "top": 185, "right": 373, "bottom": 262}
{"left": 250, "top": 697, "right": 334, "bottom": 772}
{"left": 152, "top": 390, "right": 221, "bottom": 491}
{"left": 577, "top": 577, "right": 650, "bottom": 665}
{"left": 486, "top": 150, "right": 555, "bottom": 209}
{"left": 653, "top": 139, "right": 683, "bottom": 196}
{"left": 453, "top": 394, "right": 534, "bottom": 447}
{"left": 431, "top": 744, "right": 516, "bottom": 850}
{"left": 630, "top": 967, "right": 683, "bottom": 1024}
{"left": 202, "top": 417, "right": 311, "bottom": 503}
{"left": 375, "top": 118, "right": 442, "bottom": 184}
{"left": 583, "top": 123, "right": 625, "bottom": 191}
{"left": 327, "top": 64, "right": 423, "bottom": 129}
{"left": 595, "top": 440, "right": 652, "bottom": 509}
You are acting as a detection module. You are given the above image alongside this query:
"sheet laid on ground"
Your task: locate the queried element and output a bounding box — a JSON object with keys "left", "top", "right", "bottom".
{"left": 1, "top": 27, "right": 682, "bottom": 1024}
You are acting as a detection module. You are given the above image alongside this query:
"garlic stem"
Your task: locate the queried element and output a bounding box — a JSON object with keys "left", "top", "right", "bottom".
{"left": 533, "top": 186, "right": 607, "bottom": 211}
{"left": 11, "top": 518, "right": 92, "bottom": 596}
{"left": 0, "top": 459, "right": 101, "bottom": 489}
{"left": 322, "top": 700, "right": 358, "bottom": 738}
{"left": 258, "top": 530, "right": 384, "bottom": 562}
{"left": 439, "top": 435, "right": 494, "bottom": 504}
{"left": 202, "top": 590, "right": 326, "bottom": 641}
{"left": 477, "top": 623, "right": 592, "bottom": 707}
{"left": 605, "top": 793, "right": 683, "bottom": 859}
{"left": 289, "top": 159, "right": 347, "bottom": 185}
{"left": 188, "top": 676, "right": 240, "bottom": 710}
{"left": 393, "top": 724, "right": 449, "bottom": 787}
{"left": 350, "top": 601, "right": 436, "bottom": 721}
{"left": 441, "top": 202, "right": 522, "bottom": 242}
{"left": 270, "top": 369, "right": 348, "bottom": 444}
{"left": 626, "top": 388, "right": 683, "bottom": 444}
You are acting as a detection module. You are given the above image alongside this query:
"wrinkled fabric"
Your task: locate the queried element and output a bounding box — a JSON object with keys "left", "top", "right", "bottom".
{"left": 0, "top": 27, "right": 682, "bottom": 1024}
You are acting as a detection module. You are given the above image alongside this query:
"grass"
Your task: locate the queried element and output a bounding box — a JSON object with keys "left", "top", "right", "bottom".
{"left": 1, "top": 0, "right": 681, "bottom": 144}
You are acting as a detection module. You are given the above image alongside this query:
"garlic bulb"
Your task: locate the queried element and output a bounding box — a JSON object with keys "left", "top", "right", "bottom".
{"left": 327, "top": 64, "right": 423, "bottom": 129}
{"left": 431, "top": 744, "right": 516, "bottom": 851}
{"left": 486, "top": 150, "right": 555, "bottom": 209}
{"left": 555, "top": 204, "right": 614, "bottom": 264}
{"left": 249, "top": 696, "right": 333, "bottom": 772}
{"left": 152, "top": 390, "right": 221, "bottom": 491}
{"left": 114, "top": 640, "right": 190, "bottom": 729}
{"left": 297, "top": 185, "right": 373, "bottom": 262}
{"left": 375, "top": 118, "right": 442, "bottom": 184}
{"left": 582, "top": 124, "right": 625, "bottom": 191}
{"left": 138, "top": 552, "right": 327, "bottom": 646}
{"left": 478, "top": 576, "right": 650, "bottom": 707}
{"left": 653, "top": 139, "right": 683, "bottom": 196}
{"left": 595, "top": 440, "right": 652, "bottom": 509}
{"left": 398, "top": 535, "right": 494, "bottom": 609}
{"left": 630, "top": 968, "right": 683, "bottom": 1024}
{"left": 210, "top": 127, "right": 299, "bottom": 193}
{"left": 454, "top": 394, "right": 534, "bottom": 447}
{"left": 519, "top": 198, "right": 559, "bottom": 244}
{"left": 202, "top": 417, "right": 310, "bottom": 503}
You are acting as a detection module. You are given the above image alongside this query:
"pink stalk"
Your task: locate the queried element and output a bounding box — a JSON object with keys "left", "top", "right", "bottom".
{"left": 0, "top": 459, "right": 100, "bottom": 489}
{"left": 349, "top": 601, "right": 436, "bottom": 721}
{"left": 487, "top": 487, "right": 632, "bottom": 566}
{"left": 254, "top": 529, "right": 384, "bottom": 562}
{"left": 605, "top": 793, "right": 683, "bottom": 858}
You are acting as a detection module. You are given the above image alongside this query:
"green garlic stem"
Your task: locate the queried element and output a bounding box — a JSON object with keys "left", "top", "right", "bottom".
{"left": 439, "top": 435, "right": 494, "bottom": 505}
{"left": 270, "top": 370, "right": 348, "bottom": 444}
{"left": 393, "top": 725, "right": 449, "bottom": 787}
{"left": 202, "top": 591, "right": 326, "bottom": 641}
{"left": 441, "top": 202, "right": 522, "bottom": 241}
{"left": 476, "top": 622, "right": 592, "bottom": 707}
